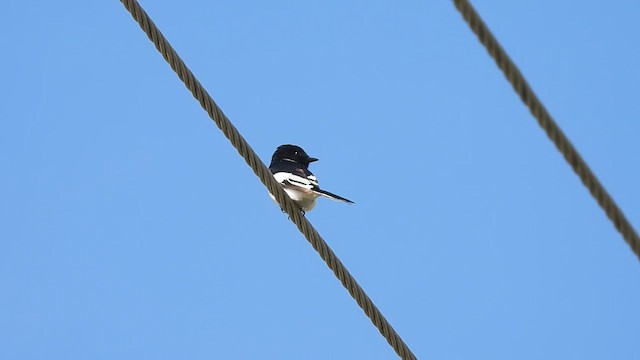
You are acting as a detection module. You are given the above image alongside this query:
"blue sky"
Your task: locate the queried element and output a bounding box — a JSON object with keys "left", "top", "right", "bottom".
{"left": 2, "top": 1, "right": 639, "bottom": 359}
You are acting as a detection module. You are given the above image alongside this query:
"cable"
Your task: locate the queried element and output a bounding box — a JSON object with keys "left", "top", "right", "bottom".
{"left": 118, "top": 1, "right": 418, "bottom": 358}
{"left": 452, "top": 0, "right": 640, "bottom": 261}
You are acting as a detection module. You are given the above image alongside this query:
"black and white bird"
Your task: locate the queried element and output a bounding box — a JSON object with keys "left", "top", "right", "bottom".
{"left": 268, "top": 144, "right": 354, "bottom": 212}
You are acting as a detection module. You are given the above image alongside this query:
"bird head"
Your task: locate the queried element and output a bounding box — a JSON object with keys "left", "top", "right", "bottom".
{"left": 271, "top": 144, "right": 318, "bottom": 167}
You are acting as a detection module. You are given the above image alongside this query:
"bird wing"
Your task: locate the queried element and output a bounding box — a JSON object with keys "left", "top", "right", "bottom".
{"left": 273, "top": 172, "right": 318, "bottom": 191}
{"left": 273, "top": 171, "right": 354, "bottom": 204}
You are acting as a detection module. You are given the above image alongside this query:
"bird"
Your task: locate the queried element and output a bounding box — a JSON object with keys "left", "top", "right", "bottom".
{"left": 268, "top": 144, "right": 354, "bottom": 213}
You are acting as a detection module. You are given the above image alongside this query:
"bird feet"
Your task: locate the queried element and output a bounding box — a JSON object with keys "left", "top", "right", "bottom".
{"left": 280, "top": 207, "right": 305, "bottom": 218}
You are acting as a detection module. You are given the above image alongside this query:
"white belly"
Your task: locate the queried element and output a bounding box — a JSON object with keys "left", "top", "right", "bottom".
{"left": 269, "top": 188, "right": 319, "bottom": 212}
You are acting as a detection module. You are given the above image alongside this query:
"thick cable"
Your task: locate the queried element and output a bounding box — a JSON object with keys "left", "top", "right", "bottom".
{"left": 452, "top": 0, "right": 640, "bottom": 260}
{"left": 118, "top": 1, "right": 417, "bottom": 358}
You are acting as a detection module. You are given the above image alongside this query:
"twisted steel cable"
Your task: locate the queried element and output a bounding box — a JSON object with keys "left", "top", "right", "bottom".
{"left": 452, "top": 0, "right": 640, "bottom": 260}
{"left": 118, "top": 0, "right": 418, "bottom": 358}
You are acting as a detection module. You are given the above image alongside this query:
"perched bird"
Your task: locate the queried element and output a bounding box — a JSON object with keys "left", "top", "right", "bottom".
{"left": 268, "top": 144, "right": 354, "bottom": 213}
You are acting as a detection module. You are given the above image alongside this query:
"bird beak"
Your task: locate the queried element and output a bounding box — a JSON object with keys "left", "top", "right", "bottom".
{"left": 308, "top": 157, "right": 319, "bottom": 163}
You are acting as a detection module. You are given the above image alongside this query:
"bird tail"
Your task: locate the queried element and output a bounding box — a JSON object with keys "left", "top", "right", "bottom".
{"left": 314, "top": 189, "right": 354, "bottom": 204}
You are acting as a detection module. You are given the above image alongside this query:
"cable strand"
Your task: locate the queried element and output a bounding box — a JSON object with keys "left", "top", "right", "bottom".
{"left": 118, "top": 1, "right": 418, "bottom": 358}
{"left": 452, "top": 0, "right": 640, "bottom": 260}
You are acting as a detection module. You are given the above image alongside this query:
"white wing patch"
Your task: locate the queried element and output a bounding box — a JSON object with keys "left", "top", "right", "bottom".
{"left": 273, "top": 172, "right": 319, "bottom": 189}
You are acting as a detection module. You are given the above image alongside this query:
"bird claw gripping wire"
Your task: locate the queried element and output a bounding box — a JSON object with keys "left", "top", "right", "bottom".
{"left": 281, "top": 207, "right": 305, "bottom": 218}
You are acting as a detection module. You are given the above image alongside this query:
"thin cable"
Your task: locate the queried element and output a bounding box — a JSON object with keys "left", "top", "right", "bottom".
{"left": 452, "top": 0, "right": 640, "bottom": 261}
{"left": 118, "top": 1, "right": 418, "bottom": 358}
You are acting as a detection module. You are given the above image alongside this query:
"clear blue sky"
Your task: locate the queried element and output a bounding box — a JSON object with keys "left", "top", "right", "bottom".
{"left": 2, "top": 1, "right": 639, "bottom": 359}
